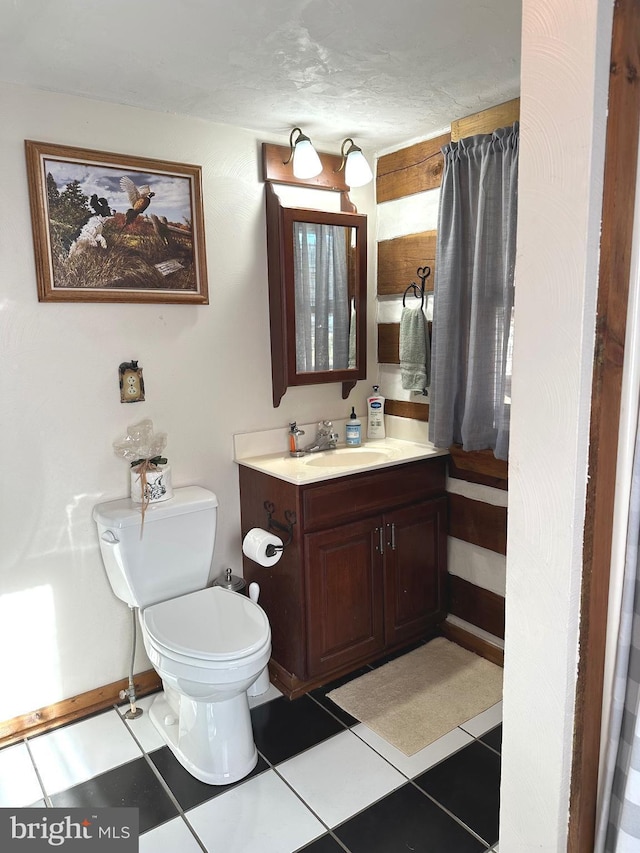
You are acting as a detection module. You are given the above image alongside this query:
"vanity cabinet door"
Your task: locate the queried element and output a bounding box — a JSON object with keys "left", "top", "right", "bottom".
{"left": 383, "top": 497, "right": 448, "bottom": 647}
{"left": 305, "top": 517, "right": 385, "bottom": 678}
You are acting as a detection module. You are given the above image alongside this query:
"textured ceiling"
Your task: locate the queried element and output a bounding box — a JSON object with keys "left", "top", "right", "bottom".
{"left": 0, "top": 0, "right": 521, "bottom": 152}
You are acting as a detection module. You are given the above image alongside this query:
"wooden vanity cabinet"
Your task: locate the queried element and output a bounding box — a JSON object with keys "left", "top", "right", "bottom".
{"left": 238, "top": 457, "right": 447, "bottom": 698}
{"left": 304, "top": 516, "right": 385, "bottom": 678}
{"left": 383, "top": 499, "right": 447, "bottom": 647}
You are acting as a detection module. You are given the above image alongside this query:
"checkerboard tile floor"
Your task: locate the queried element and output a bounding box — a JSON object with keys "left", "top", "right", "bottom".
{"left": 0, "top": 648, "right": 501, "bottom": 853}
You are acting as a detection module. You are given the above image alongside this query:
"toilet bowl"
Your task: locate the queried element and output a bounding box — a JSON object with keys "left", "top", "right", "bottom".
{"left": 142, "top": 586, "right": 271, "bottom": 784}
{"left": 93, "top": 486, "right": 272, "bottom": 785}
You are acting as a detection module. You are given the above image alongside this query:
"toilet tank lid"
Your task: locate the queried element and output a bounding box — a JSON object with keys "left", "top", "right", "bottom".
{"left": 93, "top": 485, "right": 218, "bottom": 529}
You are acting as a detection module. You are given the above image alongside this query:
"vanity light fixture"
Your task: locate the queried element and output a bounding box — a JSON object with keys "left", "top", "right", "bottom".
{"left": 283, "top": 127, "right": 323, "bottom": 180}
{"left": 336, "top": 138, "right": 374, "bottom": 188}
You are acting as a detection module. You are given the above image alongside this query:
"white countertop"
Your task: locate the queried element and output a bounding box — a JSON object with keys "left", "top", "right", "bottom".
{"left": 235, "top": 437, "right": 449, "bottom": 485}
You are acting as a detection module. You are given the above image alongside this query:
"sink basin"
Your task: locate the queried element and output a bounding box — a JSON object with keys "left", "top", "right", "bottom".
{"left": 236, "top": 437, "right": 448, "bottom": 485}
{"left": 302, "top": 447, "right": 394, "bottom": 468}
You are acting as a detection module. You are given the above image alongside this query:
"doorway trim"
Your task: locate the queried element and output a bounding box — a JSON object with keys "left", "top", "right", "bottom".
{"left": 569, "top": 0, "right": 640, "bottom": 848}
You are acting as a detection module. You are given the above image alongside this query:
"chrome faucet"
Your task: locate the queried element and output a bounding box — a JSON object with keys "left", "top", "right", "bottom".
{"left": 303, "top": 421, "right": 339, "bottom": 453}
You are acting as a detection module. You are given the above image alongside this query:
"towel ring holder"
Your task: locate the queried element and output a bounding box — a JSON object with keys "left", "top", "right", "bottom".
{"left": 402, "top": 266, "right": 431, "bottom": 308}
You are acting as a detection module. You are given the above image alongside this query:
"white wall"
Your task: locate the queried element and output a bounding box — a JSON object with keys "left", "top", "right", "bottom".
{"left": 0, "top": 82, "right": 376, "bottom": 720}
{"left": 500, "top": 0, "right": 613, "bottom": 848}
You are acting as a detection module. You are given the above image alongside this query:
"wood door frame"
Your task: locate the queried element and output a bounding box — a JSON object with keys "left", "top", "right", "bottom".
{"left": 569, "top": 0, "right": 640, "bottom": 848}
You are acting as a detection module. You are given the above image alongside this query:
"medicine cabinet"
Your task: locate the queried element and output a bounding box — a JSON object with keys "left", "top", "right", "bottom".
{"left": 262, "top": 143, "right": 368, "bottom": 407}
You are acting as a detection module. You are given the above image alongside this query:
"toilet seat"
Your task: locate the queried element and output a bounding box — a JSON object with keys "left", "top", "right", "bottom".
{"left": 143, "top": 586, "right": 269, "bottom": 662}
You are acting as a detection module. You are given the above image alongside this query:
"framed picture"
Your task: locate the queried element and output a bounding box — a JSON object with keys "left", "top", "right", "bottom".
{"left": 25, "top": 140, "right": 209, "bottom": 304}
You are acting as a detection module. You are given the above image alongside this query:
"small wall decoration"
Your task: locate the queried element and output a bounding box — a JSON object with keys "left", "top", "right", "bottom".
{"left": 119, "top": 360, "right": 145, "bottom": 403}
{"left": 25, "top": 140, "right": 209, "bottom": 304}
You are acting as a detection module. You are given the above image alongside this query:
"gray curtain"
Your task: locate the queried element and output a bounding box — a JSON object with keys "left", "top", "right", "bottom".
{"left": 294, "top": 222, "right": 349, "bottom": 372}
{"left": 428, "top": 123, "right": 518, "bottom": 461}
{"left": 596, "top": 407, "right": 640, "bottom": 851}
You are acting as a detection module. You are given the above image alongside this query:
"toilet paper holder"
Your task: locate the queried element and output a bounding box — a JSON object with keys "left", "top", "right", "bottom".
{"left": 263, "top": 501, "right": 297, "bottom": 555}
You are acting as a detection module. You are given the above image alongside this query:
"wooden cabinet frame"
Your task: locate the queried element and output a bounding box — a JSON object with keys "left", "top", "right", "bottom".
{"left": 239, "top": 457, "right": 448, "bottom": 698}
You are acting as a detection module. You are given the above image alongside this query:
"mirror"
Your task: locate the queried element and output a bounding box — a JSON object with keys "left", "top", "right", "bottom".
{"left": 293, "top": 220, "right": 357, "bottom": 373}
{"left": 265, "top": 184, "right": 367, "bottom": 407}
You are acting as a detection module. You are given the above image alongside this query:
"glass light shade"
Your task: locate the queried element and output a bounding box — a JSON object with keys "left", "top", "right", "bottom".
{"left": 292, "top": 139, "right": 323, "bottom": 179}
{"left": 344, "top": 148, "right": 373, "bottom": 188}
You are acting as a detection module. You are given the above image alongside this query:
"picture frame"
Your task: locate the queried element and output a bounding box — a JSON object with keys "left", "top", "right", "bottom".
{"left": 25, "top": 140, "right": 209, "bottom": 304}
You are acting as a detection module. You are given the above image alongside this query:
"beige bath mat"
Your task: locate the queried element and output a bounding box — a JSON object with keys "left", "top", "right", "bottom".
{"left": 327, "top": 637, "right": 503, "bottom": 755}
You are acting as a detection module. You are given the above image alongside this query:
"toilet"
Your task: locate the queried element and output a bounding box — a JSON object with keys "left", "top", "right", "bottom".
{"left": 93, "top": 485, "right": 271, "bottom": 785}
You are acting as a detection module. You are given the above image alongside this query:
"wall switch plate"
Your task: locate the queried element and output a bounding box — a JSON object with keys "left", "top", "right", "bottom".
{"left": 119, "top": 360, "right": 145, "bottom": 403}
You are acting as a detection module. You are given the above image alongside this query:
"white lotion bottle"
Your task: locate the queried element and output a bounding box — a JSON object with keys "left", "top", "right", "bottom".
{"left": 367, "top": 385, "right": 386, "bottom": 439}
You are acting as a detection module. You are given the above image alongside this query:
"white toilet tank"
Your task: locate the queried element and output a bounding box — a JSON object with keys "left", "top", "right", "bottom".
{"left": 93, "top": 486, "right": 218, "bottom": 609}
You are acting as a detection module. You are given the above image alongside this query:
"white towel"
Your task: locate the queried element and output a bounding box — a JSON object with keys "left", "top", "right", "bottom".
{"left": 399, "top": 307, "right": 430, "bottom": 393}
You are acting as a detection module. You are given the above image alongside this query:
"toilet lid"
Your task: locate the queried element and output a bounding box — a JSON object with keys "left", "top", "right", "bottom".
{"left": 143, "top": 586, "right": 269, "bottom": 661}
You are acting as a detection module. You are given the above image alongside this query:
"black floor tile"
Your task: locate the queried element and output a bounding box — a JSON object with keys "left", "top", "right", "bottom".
{"left": 250, "top": 695, "right": 344, "bottom": 765}
{"left": 50, "top": 756, "right": 178, "bottom": 835}
{"left": 149, "top": 745, "right": 269, "bottom": 810}
{"left": 414, "top": 740, "right": 501, "bottom": 846}
{"left": 479, "top": 724, "right": 502, "bottom": 754}
{"left": 297, "top": 832, "right": 346, "bottom": 852}
{"left": 334, "top": 782, "right": 486, "bottom": 853}
{"left": 310, "top": 666, "right": 372, "bottom": 726}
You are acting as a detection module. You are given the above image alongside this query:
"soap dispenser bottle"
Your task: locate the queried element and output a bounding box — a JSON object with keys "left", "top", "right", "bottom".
{"left": 288, "top": 422, "right": 305, "bottom": 457}
{"left": 346, "top": 407, "right": 362, "bottom": 447}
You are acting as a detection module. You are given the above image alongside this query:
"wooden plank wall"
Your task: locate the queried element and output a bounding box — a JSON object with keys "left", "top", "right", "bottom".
{"left": 376, "top": 134, "right": 449, "bottom": 203}
{"left": 448, "top": 575, "right": 506, "bottom": 639}
{"left": 451, "top": 99, "right": 520, "bottom": 142}
{"left": 446, "top": 492, "right": 508, "bottom": 641}
{"left": 448, "top": 494, "right": 507, "bottom": 556}
{"left": 448, "top": 444, "right": 508, "bottom": 489}
{"left": 378, "top": 231, "right": 437, "bottom": 295}
{"left": 376, "top": 133, "right": 448, "bottom": 421}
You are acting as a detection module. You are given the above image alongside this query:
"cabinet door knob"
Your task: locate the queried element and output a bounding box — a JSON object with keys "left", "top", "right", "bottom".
{"left": 376, "top": 526, "right": 385, "bottom": 555}
{"left": 388, "top": 522, "right": 396, "bottom": 551}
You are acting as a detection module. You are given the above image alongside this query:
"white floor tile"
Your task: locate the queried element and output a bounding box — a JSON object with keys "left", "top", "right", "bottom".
{"left": 28, "top": 709, "right": 142, "bottom": 796}
{"left": 459, "top": 701, "right": 503, "bottom": 737}
{"left": 139, "top": 816, "right": 203, "bottom": 852}
{"left": 352, "top": 723, "right": 474, "bottom": 778}
{"left": 118, "top": 694, "right": 165, "bottom": 752}
{"left": 0, "top": 743, "right": 44, "bottom": 807}
{"left": 277, "top": 729, "right": 405, "bottom": 828}
{"left": 187, "top": 769, "right": 324, "bottom": 853}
